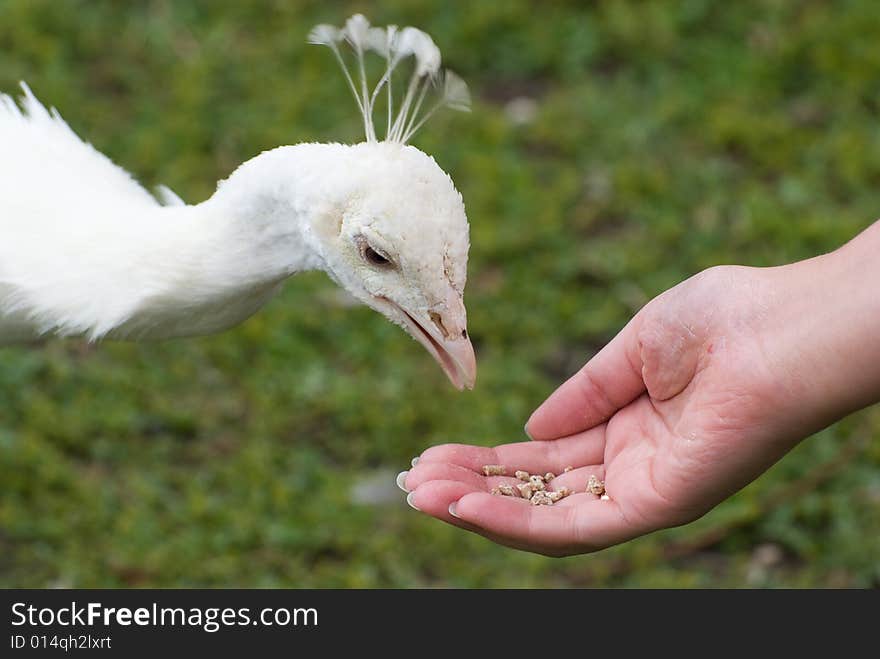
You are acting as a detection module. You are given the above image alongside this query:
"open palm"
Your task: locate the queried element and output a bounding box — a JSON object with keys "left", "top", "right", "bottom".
{"left": 401, "top": 265, "right": 842, "bottom": 555}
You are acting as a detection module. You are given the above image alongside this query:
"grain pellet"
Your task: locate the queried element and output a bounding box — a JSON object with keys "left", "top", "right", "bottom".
{"left": 517, "top": 483, "right": 534, "bottom": 499}
{"left": 482, "top": 464, "right": 507, "bottom": 477}
{"left": 530, "top": 491, "right": 553, "bottom": 506}
{"left": 587, "top": 474, "right": 605, "bottom": 496}
{"left": 490, "top": 484, "right": 520, "bottom": 498}
{"left": 497, "top": 483, "right": 520, "bottom": 497}
{"left": 489, "top": 466, "right": 575, "bottom": 506}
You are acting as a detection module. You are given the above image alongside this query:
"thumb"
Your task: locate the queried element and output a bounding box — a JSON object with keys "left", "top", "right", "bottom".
{"left": 526, "top": 315, "right": 646, "bottom": 440}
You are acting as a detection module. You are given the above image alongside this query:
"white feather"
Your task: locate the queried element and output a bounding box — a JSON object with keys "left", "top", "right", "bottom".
{"left": 1, "top": 82, "right": 159, "bottom": 211}
{"left": 342, "top": 14, "right": 371, "bottom": 53}
{"left": 396, "top": 27, "right": 441, "bottom": 77}
{"left": 307, "top": 24, "right": 341, "bottom": 46}
{"left": 367, "top": 25, "right": 395, "bottom": 57}
{"left": 155, "top": 184, "right": 185, "bottom": 207}
{"left": 309, "top": 14, "right": 468, "bottom": 144}
{"left": 440, "top": 71, "right": 471, "bottom": 112}
{"left": 0, "top": 84, "right": 303, "bottom": 341}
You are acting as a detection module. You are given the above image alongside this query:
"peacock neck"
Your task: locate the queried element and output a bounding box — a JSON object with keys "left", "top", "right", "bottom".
{"left": 110, "top": 143, "right": 351, "bottom": 340}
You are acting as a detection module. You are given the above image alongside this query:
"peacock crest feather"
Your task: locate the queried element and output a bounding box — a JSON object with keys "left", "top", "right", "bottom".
{"left": 308, "top": 14, "right": 470, "bottom": 144}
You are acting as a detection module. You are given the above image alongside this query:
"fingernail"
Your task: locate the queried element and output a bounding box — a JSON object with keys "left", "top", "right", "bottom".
{"left": 524, "top": 423, "right": 533, "bottom": 440}
{"left": 396, "top": 470, "right": 410, "bottom": 493}
{"left": 406, "top": 492, "right": 420, "bottom": 511}
{"left": 411, "top": 456, "right": 420, "bottom": 467}
{"left": 448, "top": 502, "right": 460, "bottom": 518}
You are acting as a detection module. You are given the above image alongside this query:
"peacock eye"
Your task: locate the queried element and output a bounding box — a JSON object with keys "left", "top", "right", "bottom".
{"left": 364, "top": 246, "right": 391, "bottom": 266}
{"left": 355, "top": 235, "right": 395, "bottom": 268}
{"left": 354, "top": 234, "right": 395, "bottom": 268}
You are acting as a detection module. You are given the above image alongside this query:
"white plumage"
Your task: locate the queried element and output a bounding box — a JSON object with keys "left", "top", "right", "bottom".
{"left": 0, "top": 14, "right": 476, "bottom": 389}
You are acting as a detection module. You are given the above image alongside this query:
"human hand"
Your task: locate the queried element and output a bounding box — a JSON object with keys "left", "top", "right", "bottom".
{"left": 400, "top": 240, "right": 880, "bottom": 555}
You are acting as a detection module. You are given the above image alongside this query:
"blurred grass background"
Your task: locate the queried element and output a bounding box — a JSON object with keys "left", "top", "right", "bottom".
{"left": 1, "top": 0, "right": 879, "bottom": 587}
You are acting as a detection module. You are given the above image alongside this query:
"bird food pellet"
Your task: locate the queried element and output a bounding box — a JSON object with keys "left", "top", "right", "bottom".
{"left": 485, "top": 465, "right": 574, "bottom": 506}
{"left": 563, "top": 466, "right": 573, "bottom": 473}
{"left": 492, "top": 483, "right": 521, "bottom": 497}
{"left": 530, "top": 491, "right": 553, "bottom": 506}
{"left": 546, "top": 490, "right": 566, "bottom": 503}
{"left": 587, "top": 474, "right": 605, "bottom": 496}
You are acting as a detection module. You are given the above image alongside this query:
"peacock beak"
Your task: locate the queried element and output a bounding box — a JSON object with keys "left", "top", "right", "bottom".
{"left": 377, "top": 295, "right": 476, "bottom": 390}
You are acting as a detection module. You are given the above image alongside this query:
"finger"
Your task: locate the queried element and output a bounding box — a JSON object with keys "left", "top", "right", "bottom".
{"left": 402, "top": 461, "right": 522, "bottom": 493}
{"left": 450, "top": 491, "right": 638, "bottom": 555}
{"left": 526, "top": 315, "right": 646, "bottom": 440}
{"left": 408, "top": 479, "right": 562, "bottom": 553}
{"left": 415, "top": 426, "right": 607, "bottom": 476}
{"left": 406, "top": 479, "right": 484, "bottom": 526}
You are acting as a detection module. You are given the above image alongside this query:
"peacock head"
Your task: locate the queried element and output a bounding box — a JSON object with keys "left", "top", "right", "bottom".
{"left": 310, "top": 141, "right": 474, "bottom": 389}
{"left": 306, "top": 14, "right": 476, "bottom": 390}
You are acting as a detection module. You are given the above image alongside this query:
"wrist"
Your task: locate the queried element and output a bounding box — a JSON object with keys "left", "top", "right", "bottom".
{"left": 764, "top": 221, "right": 880, "bottom": 432}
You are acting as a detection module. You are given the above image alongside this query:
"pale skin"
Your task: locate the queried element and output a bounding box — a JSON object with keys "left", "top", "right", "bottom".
{"left": 399, "top": 220, "right": 880, "bottom": 556}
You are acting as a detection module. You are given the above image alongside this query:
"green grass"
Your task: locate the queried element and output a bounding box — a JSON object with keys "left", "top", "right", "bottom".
{"left": 2, "top": 0, "right": 879, "bottom": 587}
